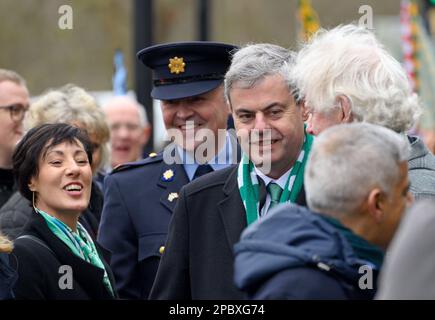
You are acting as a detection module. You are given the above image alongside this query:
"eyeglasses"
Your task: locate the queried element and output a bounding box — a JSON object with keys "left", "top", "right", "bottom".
{"left": 0, "top": 103, "right": 29, "bottom": 122}
{"left": 110, "top": 123, "right": 141, "bottom": 132}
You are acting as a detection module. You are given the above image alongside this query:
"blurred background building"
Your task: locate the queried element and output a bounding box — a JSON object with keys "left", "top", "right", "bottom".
{"left": 1, "top": 0, "right": 435, "bottom": 152}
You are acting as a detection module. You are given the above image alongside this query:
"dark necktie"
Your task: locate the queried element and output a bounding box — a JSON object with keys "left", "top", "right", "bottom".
{"left": 193, "top": 164, "right": 213, "bottom": 180}
{"left": 267, "top": 182, "right": 283, "bottom": 212}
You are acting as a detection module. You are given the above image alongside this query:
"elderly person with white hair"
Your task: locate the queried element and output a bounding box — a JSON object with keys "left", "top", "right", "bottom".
{"left": 234, "top": 123, "right": 413, "bottom": 299}
{"left": 291, "top": 24, "right": 435, "bottom": 200}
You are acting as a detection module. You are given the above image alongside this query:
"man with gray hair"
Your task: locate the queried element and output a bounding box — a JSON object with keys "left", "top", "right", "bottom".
{"left": 150, "top": 43, "right": 310, "bottom": 299}
{"left": 291, "top": 23, "right": 435, "bottom": 200}
{"left": 0, "top": 69, "right": 29, "bottom": 208}
{"left": 234, "top": 123, "right": 412, "bottom": 299}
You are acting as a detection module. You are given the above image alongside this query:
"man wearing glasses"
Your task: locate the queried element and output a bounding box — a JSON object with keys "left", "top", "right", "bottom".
{"left": 0, "top": 69, "right": 29, "bottom": 207}
{"left": 102, "top": 96, "right": 151, "bottom": 170}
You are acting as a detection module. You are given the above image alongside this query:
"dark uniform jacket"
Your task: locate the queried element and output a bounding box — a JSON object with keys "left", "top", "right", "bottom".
{"left": 11, "top": 212, "right": 116, "bottom": 300}
{"left": 99, "top": 144, "right": 241, "bottom": 300}
{"left": 149, "top": 165, "right": 307, "bottom": 300}
{"left": 98, "top": 153, "right": 191, "bottom": 299}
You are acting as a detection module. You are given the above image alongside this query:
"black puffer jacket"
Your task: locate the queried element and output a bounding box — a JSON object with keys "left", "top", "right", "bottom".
{"left": 0, "top": 182, "right": 103, "bottom": 240}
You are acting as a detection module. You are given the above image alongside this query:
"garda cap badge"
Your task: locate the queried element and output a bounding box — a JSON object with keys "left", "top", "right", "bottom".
{"left": 168, "top": 57, "right": 185, "bottom": 74}
{"left": 162, "top": 169, "right": 175, "bottom": 182}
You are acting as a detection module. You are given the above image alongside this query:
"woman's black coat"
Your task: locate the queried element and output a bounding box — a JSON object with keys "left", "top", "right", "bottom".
{"left": 11, "top": 211, "right": 117, "bottom": 300}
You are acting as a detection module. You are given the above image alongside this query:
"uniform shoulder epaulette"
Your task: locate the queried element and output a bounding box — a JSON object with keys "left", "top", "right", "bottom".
{"left": 111, "top": 152, "right": 163, "bottom": 174}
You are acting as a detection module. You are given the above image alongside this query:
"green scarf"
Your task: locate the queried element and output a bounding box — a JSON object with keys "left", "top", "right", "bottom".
{"left": 36, "top": 208, "right": 115, "bottom": 297}
{"left": 238, "top": 129, "right": 313, "bottom": 225}
{"left": 322, "top": 216, "right": 384, "bottom": 269}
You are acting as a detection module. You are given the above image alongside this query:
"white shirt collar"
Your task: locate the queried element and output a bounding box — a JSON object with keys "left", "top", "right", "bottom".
{"left": 176, "top": 132, "right": 235, "bottom": 181}
{"left": 254, "top": 165, "right": 293, "bottom": 190}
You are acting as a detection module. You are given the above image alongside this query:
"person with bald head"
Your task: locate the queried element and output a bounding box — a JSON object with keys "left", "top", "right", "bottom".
{"left": 103, "top": 96, "right": 151, "bottom": 169}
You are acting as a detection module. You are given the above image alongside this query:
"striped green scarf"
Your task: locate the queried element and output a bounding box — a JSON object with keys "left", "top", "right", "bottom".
{"left": 237, "top": 130, "right": 313, "bottom": 225}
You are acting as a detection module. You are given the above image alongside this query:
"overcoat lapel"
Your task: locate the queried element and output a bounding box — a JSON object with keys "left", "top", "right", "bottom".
{"left": 217, "top": 166, "right": 247, "bottom": 251}
{"left": 217, "top": 165, "right": 307, "bottom": 251}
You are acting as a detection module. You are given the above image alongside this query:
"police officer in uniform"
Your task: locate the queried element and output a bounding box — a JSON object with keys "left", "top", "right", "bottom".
{"left": 98, "top": 42, "right": 239, "bottom": 299}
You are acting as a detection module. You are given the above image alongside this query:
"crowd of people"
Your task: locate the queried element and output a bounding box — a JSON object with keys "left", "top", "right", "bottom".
{"left": 0, "top": 23, "right": 434, "bottom": 300}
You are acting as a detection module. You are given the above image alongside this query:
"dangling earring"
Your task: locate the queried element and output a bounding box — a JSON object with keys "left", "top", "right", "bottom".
{"left": 32, "top": 191, "right": 37, "bottom": 210}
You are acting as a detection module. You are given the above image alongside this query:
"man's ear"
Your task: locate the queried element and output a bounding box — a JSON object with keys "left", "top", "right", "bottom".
{"left": 336, "top": 95, "right": 353, "bottom": 123}
{"left": 367, "top": 188, "right": 385, "bottom": 222}
{"left": 300, "top": 100, "right": 309, "bottom": 121}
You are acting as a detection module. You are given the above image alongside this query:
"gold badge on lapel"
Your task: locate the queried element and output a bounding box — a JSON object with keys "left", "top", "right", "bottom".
{"left": 168, "top": 57, "right": 185, "bottom": 74}
{"left": 149, "top": 152, "right": 157, "bottom": 158}
{"left": 162, "top": 169, "right": 175, "bottom": 182}
{"left": 168, "top": 192, "right": 179, "bottom": 202}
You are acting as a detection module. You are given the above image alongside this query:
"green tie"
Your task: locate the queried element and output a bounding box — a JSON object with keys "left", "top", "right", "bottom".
{"left": 267, "top": 182, "right": 283, "bottom": 212}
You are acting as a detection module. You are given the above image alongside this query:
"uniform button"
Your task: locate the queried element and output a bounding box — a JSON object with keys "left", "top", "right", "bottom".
{"left": 159, "top": 246, "right": 165, "bottom": 255}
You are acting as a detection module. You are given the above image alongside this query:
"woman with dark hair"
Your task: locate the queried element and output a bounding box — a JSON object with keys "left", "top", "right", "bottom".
{"left": 11, "top": 123, "right": 116, "bottom": 299}
{"left": 0, "top": 84, "right": 110, "bottom": 240}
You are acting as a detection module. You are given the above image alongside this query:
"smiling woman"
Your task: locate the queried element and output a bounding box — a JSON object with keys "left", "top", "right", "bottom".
{"left": 0, "top": 84, "right": 108, "bottom": 242}
{"left": 10, "top": 123, "right": 117, "bottom": 300}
